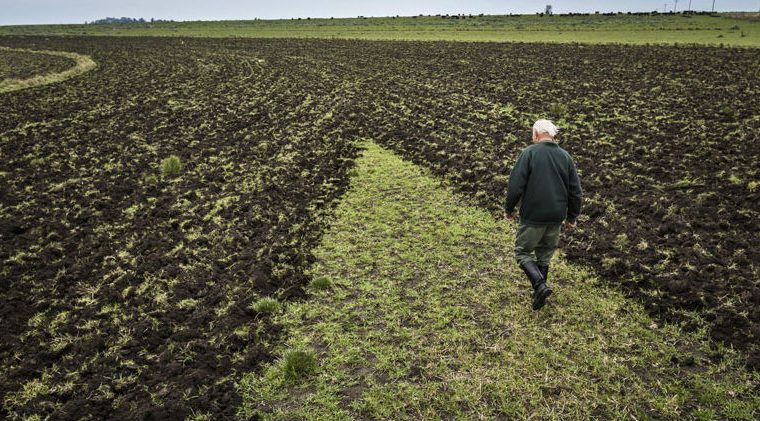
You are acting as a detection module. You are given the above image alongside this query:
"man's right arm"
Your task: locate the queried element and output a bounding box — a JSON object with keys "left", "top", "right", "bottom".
{"left": 504, "top": 151, "right": 530, "bottom": 213}
{"left": 567, "top": 157, "right": 583, "bottom": 222}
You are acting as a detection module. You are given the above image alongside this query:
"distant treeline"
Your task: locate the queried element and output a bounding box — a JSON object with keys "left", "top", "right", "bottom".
{"left": 86, "top": 17, "right": 175, "bottom": 25}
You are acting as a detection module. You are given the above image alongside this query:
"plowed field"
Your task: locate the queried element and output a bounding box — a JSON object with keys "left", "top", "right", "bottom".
{"left": 1, "top": 36, "right": 758, "bottom": 419}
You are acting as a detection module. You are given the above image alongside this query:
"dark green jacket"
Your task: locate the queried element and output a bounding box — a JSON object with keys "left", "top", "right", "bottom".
{"left": 504, "top": 141, "right": 583, "bottom": 225}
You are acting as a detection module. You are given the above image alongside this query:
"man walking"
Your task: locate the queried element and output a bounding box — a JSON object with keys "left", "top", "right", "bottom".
{"left": 504, "top": 119, "right": 583, "bottom": 310}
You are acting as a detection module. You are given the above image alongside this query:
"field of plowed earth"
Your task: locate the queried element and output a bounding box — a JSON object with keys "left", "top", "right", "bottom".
{"left": 0, "top": 36, "right": 758, "bottom": 419}
{"left": 0, "top": 48, "right": 74, "bottom": 81}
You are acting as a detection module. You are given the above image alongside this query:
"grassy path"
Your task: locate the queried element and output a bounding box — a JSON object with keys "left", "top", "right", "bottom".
{"left": 237, "top": 142, "right": 758, "bottom": 420}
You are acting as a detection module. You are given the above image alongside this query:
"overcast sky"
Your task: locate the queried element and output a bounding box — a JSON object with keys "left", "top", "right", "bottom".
{"left": 1, "top": 0, "right": 758, "bottom": 25}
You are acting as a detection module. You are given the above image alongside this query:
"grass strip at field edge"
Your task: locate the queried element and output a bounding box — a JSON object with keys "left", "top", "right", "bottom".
{"left": 0, "top": 46, "right": 97, "bottom": 93}
{"left": 236, "top": 141, "right": 759, "bottom": 420}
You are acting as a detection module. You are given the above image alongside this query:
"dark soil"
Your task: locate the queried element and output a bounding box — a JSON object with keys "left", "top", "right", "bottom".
{"left": 0, "top": 48, "right": 75, "bottom": 80}
{"left": 0, "top": 36, "right": 758, "bottom": 419}
{"left": 0, "top": 36, "right": 364, "bottom": 420}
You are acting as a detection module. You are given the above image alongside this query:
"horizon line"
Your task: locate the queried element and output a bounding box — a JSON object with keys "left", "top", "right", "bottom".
{"left": 2, "top": 10, "right": 758, "bottom": 27}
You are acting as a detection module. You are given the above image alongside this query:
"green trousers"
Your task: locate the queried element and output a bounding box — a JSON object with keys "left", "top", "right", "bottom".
{"left": 514, "top": 222, "right": 561, "bottom": 266}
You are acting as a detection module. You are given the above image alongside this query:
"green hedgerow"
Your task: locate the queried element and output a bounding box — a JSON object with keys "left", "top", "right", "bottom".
{"left": 252, "top": 297, "right": 280, "bottom": 314}
{"left": 160, "top": 155, "right": 182, "bottom": 177}
{"left": 281, "top": 349, "right": 317, "bottom": 382}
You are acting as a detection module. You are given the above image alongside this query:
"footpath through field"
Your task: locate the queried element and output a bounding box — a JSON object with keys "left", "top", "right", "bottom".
{"left": 237, "top": 142, "right": 758, "bottom": 420}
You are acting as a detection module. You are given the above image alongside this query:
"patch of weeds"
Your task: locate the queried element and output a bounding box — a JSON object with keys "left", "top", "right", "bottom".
{"left": 123, "top": 203, "right": 141, "bottom": 218}
{"left": 233, "top": 325, "right": 250, "bottom": 338}
{"left": 723, "top": 399, "right": 757, "bottom": 420}
{"left": 614, "top": 233, "right": 629, "bottom": 251}
{"left": 548, "top": 102, "right": 568, "bottom": 118}
{"left": 601, "top": 256, "right": 620, "bottom": 270}
{"left": 251, "top": 297, "right": 281, "bottom": 314}
{"left": 160, "top": 155, "right": 182, "bottom": 177}
{"left": 187, "top": 409, "right": 213, "bottom": 421}
{"left": 202, "top": 195, "right": 240, "bottom": 222}
{"left": 499, "top": 103, "right": 516, "bottom": 116}
{"left": 693, "top": 408, "right": 717, "bottom": 421}
{"left": 281, "top": 349, "right": 317, "bottom": 383}
{"left": 309, "top": 276, "right": 331, "bottom": 291}
{"left": 177, "top": 298, "right": 200, "bottom": 310}
{"left": 143, "top": 173, "right": 158, "bottom": 184}
{"left": 4, "top": 376, "right": 51, "bottom": 408}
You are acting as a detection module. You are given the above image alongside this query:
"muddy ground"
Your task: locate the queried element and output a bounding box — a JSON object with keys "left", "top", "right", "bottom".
{"left": 0, "top": 36, "right": 758, "bottom": 419}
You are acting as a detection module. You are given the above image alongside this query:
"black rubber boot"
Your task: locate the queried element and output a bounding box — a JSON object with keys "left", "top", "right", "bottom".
{"left": 520, "top": 261, "right": 553, "bottom": 310}
{"left": 537, "top": 264, "right": 549, "bottom": 283}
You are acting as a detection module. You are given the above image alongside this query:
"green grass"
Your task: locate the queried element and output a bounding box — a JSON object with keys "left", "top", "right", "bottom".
{"left": 252, "top": 297, "right": 282, "bottom": 314}
{"left": 308, "top": 277, "right": 332, "bottom": 291}
{"left": 160, "top": 155, "right": 182, "bottom": 177}
{"left": 0, "top": 46, "right": 96, "bottom": 93}
{"left": 236, "top": 141, "right": 759, "bottom": 420}
{"left": 281, "top": 350, "right": 319, "bottom": 383}
{"left": 1, "top": 14, "right": 759, "bottom": 46}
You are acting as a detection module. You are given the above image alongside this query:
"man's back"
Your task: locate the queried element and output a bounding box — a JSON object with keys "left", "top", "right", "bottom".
{"left": 505, "top": 119, "right": 583, "bottom": 310}
{"left": 504, "top": 141, "right": 582, "bottom": 226}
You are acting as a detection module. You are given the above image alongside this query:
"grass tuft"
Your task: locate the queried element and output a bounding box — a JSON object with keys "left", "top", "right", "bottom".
{"left": 281, "top": 349, "right": 317, "bottom": 383}
{"left": 251, "top": 297, "right": 281, "bottom": 314}
{"left": 308, "top": 276, "right": 331, "bottom": 291}
{"left": 160, "top": 155, "right": 182, "bottom": 177}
